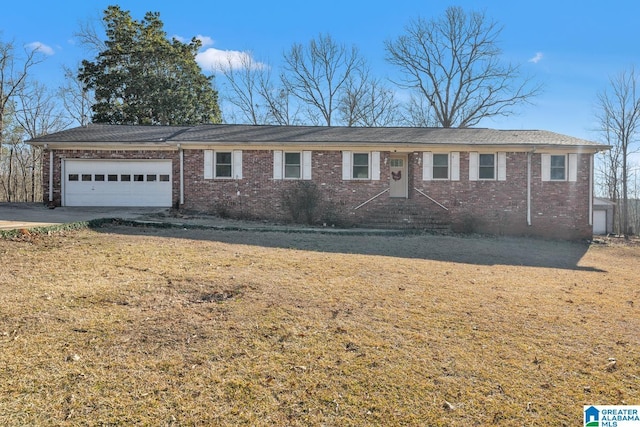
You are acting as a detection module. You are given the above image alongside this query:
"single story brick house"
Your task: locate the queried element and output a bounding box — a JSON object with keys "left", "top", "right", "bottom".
{"left": 28, "top": 124, "right": 609, "bottom": 239}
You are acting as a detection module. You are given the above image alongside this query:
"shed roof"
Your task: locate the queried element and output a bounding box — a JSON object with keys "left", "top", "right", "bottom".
{"left": 28, "top": 123, "right": 607, "bottom": 150}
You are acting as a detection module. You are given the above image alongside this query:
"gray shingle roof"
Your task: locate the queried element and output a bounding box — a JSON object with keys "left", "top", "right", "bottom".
{"left": 28, "top": 123, "right": 606, "bottom": 148}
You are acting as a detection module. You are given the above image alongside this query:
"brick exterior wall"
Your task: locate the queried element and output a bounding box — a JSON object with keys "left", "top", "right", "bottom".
{"left": 44, "top": 148, "right": 594, "bottom": 239}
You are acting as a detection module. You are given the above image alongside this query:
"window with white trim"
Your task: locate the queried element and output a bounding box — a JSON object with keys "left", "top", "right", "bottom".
{"left": 273, "top": 151, "right": 312, "bottom": 180}
{"left": 342, "top": 151, "right": 380, "bottom": 180}
{"left": 478, "top": 154, "right": 495, "bottom": 180}
{"left": 352, "top": 153, "right": 370, "bottom": 179}
{"left": 215, "top": 152, "right": 232, "bottom": 178}
{"left": 469, "top": 152, "right": 506, "bottom": 181}
{"left": 550, "top": 155, "right": 566, "bottom": 181}
{"left": 541, "top": 153, "right": 577, "bottom": 182}
{"left": 423, "top": 152, "right": 460, "bottom": 181}
{"left": 284, "top": 152, "right": 301, "bottom": 178}
{"left": 204, "top": 150, "right": 243, "bottom": 179}
{"left": 432, "top": 154, "right": 449, "bottom": 179}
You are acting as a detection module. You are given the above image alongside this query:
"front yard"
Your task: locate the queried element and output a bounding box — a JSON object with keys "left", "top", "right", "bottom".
{"left": 1, "top": 225, "right": 638, "bottom": 425}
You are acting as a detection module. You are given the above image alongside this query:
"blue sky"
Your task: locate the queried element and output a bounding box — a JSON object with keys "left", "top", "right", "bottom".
{"left": 2, "top": 0, "right": 639, "bottom": 142}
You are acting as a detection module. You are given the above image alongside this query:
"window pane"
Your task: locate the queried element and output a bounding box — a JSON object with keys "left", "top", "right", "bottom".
{"left": 216, "top": 152, "right": 232, "bottom": 164}
{"left": 215, "top": 152, "right": 232, "bottom": 177}
{"left": 146, "top": 174, "right": 157, "bottom": 182}
{"left": 353, "top": 153, "right": 369, "bottom": 166}
{"left": 284, "top": 152, "right": 301, "bottom": 178}
{"left": 433, "top": 154, "right": 448, "bottom": 167}
{"left": 352, "top": 153, "right": 369, "bottom": 179}
{"left": 82, "top": 174, "right": 92, "bottom": 181}
{"left": 133, "top": 174, "right": 144, "bottom": 182}
{"left": 390, "top": 159, "right": 403, "bottom": 167}
{"left": 479, "top": 154, "right": 495, "bottom": 179}
{"left": 433, "top": 167, "right": 448, "bottom": 179}
{"left": 479, "top": 168, "right": 495, "bottom": 179}
{"left": 433, "top": 154, "right": 449, "bottom": 179}
{"left": 121, "top": 174, "right": 131, "bottom": 182}
{"left": 216, "top": 165, "right": 232, "bottom": 177}
{"left": 353, "top": 166, "right": 369, "bottom": 179}
{"left": 159, "top": 174, "right": 170, "bottom": 182}
{"left": 550, "top": 168, "right": 565, "bottom": 180}
{"left": 94, "top": 174, "right": 105, "bottom": 181}
{"left": 285, "top": 165, "right": 301, "bottom": 178}
{"left": 550, "top": 155, "right": 566, "bottom": 180}
{"left": 108, "top": 174, "right": 118, "bottom": 182}
{"left": 68, "top": 174, "right": 79, "bottom": 181}
{"left": 479, "top": 154, "right": 495, "bottom": 167}
{"left": 284, "top": 152, "right": 300, "bottom": 165}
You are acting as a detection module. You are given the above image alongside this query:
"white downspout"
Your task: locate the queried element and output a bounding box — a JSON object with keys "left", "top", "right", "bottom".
{"left": 48, "top": 150, "right": 54, "bottom": 203}
{"left": 179, "top": 145, "right": 184, "bottom": 205}
{"left": 589, "top": 153, "right": 594, "bottom": 226}
{"left": 527, "top": 151, "right": 532, "bottom": 226}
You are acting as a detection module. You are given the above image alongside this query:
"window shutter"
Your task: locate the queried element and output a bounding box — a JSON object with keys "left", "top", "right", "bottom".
{"left": 302, "top": 151, "right": 312, "bottom": 180}
{"left": 497, "top": 152, "right": 507, "bottom": 181}
{"left": 371, "top": 151, "right": 380, "bottom": 180}
{"left": 233, "top": 150, "right": 243, "bottom": 179}
{"left": 568, "top": 154, "right": 578, "bottom": 182}
{"left": 342, "top": 151, "right": 351, "bottom": 180}
{"left": 469, "top": 152, "right": 479, "bottom": 181}
{"left": 450, "top": 152, "right": 460, "bottom": 181}
{"left": 204, "top": 150, "right": 213, "bottom": 179}
{"left": 541, "top": 154, "right": 551, "bottom": 182}
{"left": 423, "top": 152, "right": 433, "bottom": 181}
{"left": 273, "top": 151, "right": 283, "bottom": 179}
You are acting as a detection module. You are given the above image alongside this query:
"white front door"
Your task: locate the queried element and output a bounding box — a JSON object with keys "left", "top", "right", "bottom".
{"left": 389, "top": 155, "right": 407, "bottom": 198}
{"left": 63, "top": 160, "right": 173, "bottom": 207}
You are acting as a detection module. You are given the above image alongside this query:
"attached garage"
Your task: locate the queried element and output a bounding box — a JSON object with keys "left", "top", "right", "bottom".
{"left": 62, "top": 160, "right": 173, "bottom": 207}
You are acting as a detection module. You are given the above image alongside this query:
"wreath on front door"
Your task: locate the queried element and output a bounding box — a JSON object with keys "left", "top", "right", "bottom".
{"left": 392, "top": 171, "right": 402, "bottom": 181}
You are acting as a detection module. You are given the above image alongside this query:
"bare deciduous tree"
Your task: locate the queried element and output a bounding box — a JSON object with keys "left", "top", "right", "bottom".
{"left": 596, "top": 66, "right": 640, "bottom": 238}
{"left": 73, "top": 18, "right": 107, "bottom": 54}
{"left": 1, "top": 38, "right": 45, "bottom": 202}
{"left": 1, "top": 38, "right": 44, "bottom": 141}
{"left": 59, "top": 65, "right": 93, "bottom": 126}
{"left": 282, "top": 33, "right": 366, "bottom": 126}
{"left": 218, "top": 53, "right": 269, "bottom": 125}
{"left": 400, "top": 95, "right": 440, "bottom": 127}
{"left": 339, "top": 70, "right": 400, "bottom": 127}
{"left": 217, "top": 53, "right": 299, "bottom": 125}
{"left": 385, "top": 6, "right": 540, "bottom": 128}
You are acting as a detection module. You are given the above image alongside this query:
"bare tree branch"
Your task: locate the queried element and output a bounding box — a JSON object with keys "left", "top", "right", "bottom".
{"left": 59, "top": 64, "right": 93, "bottom": 126}
{"left": 282, "top": 33, "right": 366, "bottom": 126}
{"left": 596, "top": 66, "right": 640, "bottom": 237}
{"left": 385, "top": 6, "right": 541, "bottom": 128}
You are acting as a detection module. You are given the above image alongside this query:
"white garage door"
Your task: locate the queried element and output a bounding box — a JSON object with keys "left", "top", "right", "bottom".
{"left": 593, "top": 210, "right": 607, "bottom": 235}
{"left": 63, "top": 160, "right": 172, "bottom": 207}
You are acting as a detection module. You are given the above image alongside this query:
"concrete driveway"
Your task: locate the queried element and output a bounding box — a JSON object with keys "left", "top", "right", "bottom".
{"left": 0, "top": 203, "right": 169, "bottom": 230}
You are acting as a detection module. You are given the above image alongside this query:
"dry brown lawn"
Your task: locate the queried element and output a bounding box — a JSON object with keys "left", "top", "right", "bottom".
{"left": 1, "top": 224, "right": 639, "bottom": 426}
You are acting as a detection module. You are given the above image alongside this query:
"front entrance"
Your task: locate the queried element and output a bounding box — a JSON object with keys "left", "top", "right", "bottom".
{"left": 389, "top": 155, "right": 408, "bottom": 198}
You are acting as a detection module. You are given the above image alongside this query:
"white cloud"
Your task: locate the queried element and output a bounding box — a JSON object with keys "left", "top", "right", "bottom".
{"left": 528, "top": 52, "right": 544, "bottom": 64}
{"left": 196, "top": 48, "right": 267, "bottom": 72}
{"left": 173, "top": 34, "right": 266, "bottom": 72}
{"left": 173, "top": 34, "right": 214, "bottom": 47}
{"left": 26, "top": 41, "right": 55, "bottom": 56}
{"left": 195, "top": 35, "right": 214, "bottom": 47}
